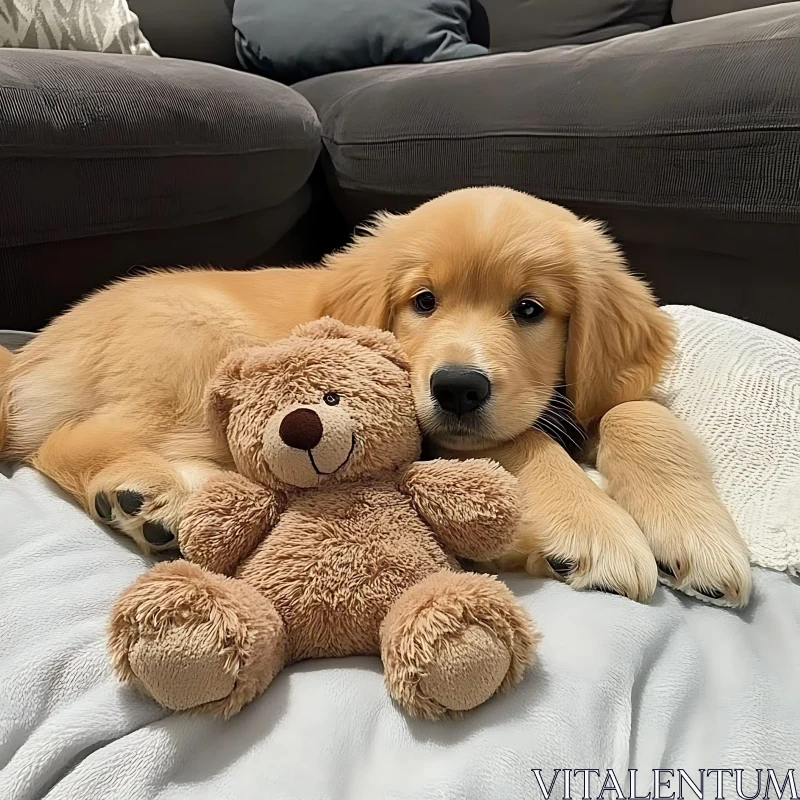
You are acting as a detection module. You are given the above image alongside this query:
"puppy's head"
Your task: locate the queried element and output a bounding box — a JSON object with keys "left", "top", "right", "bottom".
{"left": 320, "top": 187, "right": 675, "bottom": 451}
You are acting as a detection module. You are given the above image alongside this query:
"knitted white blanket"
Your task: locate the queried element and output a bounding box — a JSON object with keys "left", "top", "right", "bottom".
{"left": 658, "top": 306, "right": 800, "bottom": 575}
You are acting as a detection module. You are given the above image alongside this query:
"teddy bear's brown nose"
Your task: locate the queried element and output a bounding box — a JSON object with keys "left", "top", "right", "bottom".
{"left": 279, "top": 408, "right": 323, "bottom": 451}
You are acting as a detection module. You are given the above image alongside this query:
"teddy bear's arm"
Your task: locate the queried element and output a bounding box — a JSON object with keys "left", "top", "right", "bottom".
{"left": 179, "top": 472, "right": 285, "bottom": 575}
{"left": 400, "top": 459, "right": 520, "bottom": 560}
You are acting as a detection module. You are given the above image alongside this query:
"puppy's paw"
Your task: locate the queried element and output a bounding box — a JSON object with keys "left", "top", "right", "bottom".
{"left": 538, "top": 496, "right": 658, "bottom": 603}
{"left": 92, "top": 487, "right": 180, "bottom": 552}
{"left": 596, "top": 400, "right": 752, "bottom": 608}
{"left": 89, "top": 460, "right": 219, "bottom": 554}
{"left": 646, "top": 507, "right": 752, "bottom": 609}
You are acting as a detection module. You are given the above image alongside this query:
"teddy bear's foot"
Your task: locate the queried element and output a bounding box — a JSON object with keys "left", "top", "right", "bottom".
{"left": 109, "top": 560, "right": 287, "bottom": 717}
{"left": 127, "top": 622, "right": 238, "bottom": 712}
{"left": 380, "top": 571, "right": 538, "bottom": 719}
{"left": 417, "top": 623, "right": 511, "bottom": 711}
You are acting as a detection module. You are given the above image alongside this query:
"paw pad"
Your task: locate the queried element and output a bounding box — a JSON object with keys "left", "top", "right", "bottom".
{"left": 143, "top": 521, "right": 175, "bottom": 546}
{"left": 117, "top": 490, "right": 145, "bottom": 516}
{"left": 94, "top": 492, "right": 113, "bottom": 521}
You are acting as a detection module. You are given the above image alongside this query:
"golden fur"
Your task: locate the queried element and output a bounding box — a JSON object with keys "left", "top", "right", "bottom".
{"left": 109, "top": 320, "right": 534, "bottom": 719}
{"left": 0, "top": 187, "right": 751, "bottom": 605}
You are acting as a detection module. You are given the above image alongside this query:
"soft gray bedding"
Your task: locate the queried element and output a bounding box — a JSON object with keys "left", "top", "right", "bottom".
{"left": 1, "top": 466, "right": 798, "bottom": 800}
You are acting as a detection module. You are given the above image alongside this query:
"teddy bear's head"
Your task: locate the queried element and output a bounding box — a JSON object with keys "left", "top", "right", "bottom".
{"left": 206, "top": 318, "right": 421, "bottom": 489}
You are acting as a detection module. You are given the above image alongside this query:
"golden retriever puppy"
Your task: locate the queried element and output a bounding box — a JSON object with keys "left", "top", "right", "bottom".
{"left": 0, "top": 187, "right": 751, "bottom": 606}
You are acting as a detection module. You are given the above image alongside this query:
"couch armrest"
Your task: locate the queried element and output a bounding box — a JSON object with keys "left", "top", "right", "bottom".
{"left": 671, "top": 0, "right": 795, "bottom": 22}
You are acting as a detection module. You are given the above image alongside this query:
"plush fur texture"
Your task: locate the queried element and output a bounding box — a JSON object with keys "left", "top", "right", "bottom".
{"left": 108, "top": 319, "right": 537, "bottom": 719}
{"left": 0, "top": 186, "right": 751, "bottom": 606}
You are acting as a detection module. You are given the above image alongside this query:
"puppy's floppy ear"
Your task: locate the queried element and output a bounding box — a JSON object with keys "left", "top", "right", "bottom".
{"left": 204, "top": 348, "right": 251, "bottom": 433}
{"left": 293, "top": 317, "right": 410, "bottom": 372}
{"left": 565, "top": 219, "right": 676, "bottom": 428}
{"left": 318, "top": 212, "right": 401, "bottom": 331}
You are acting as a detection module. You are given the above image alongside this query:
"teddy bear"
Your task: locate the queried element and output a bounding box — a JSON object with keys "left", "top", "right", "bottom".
{"left": 108, "top": 318, "right": 537, "bottom": 720}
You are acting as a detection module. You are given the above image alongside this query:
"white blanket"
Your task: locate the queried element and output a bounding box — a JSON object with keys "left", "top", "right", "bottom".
{"left": 1, "top": 468, "right": 799, "bottom": 800}
{"left": 658, "top": 306, "right": 800, "bottom": 574}
{"left": 1, "top": 306, "right": 799, "bottom": 800}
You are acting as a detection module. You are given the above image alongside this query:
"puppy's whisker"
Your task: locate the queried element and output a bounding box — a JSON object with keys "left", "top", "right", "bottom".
{"left": 549, "top": 409, "right": 587, "bottom": 439}
{"left": 550, "top": 421, "right": 587, "bottom": 450}
{"left": 525, "top": 381, "right": 579, "bottom": 415}
{"left": 535, "top": 417, "right": 584, "bottom": 452}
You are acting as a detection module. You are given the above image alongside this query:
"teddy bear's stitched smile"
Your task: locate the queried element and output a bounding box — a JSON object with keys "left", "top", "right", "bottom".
{"left": 308, "top": 433, "right": 356, "bottom": 476}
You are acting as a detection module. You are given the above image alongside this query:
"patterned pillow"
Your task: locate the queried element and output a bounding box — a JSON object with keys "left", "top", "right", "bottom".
{"left": 0, "top": 0, "right": 156, "bottom": 55}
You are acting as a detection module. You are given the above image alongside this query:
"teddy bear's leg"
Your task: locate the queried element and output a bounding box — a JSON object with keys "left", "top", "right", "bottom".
{"left": 380, "top": 571, "right": 538, "bottom": 720}
{"left": 110, "top": 560, "right": 287, "bottom": 717}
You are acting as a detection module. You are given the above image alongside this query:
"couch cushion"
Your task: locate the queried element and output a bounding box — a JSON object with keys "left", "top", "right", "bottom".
{"left": 296, "top": 3, "right": 800, "bottom": 223}
{"left": 476, "top": 0, "right": 670, "bottom": 52}
{"left": 671, "top": 0, "right": 797, "bottom": 22}
{"left": 0, "top": 48, "right": 321, "bottom": 249}
{"left": 0, "top": 192, "right": 315, "bottom": 332}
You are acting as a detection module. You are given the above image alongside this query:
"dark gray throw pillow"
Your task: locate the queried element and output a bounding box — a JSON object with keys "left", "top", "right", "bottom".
{"left": 233, "top": 0, "right": 487, "bottom": 84}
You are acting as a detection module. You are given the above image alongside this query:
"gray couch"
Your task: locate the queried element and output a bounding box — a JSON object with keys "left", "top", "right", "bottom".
{"left": 1, "top": 0, "right": 798, "bottom": 337}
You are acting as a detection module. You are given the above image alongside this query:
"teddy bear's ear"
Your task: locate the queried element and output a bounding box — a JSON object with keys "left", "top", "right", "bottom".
{"left": 292, "top": 317, "right": 410, "bottom": 371}
{"left": 204, "top": 348, "right": 250, "bottom": 432}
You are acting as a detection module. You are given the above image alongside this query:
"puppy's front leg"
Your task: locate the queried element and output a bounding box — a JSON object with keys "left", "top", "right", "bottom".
{"left": 472, "top": 429, "right": 658, "bottom": 602}
{"left": 597, "top": 401, "right": 752, "bottom": 607}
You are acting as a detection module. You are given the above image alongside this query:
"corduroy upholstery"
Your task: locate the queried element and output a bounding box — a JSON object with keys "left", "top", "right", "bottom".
{"left": 1, "top": 0, "right": 798, "bottom": 337}
{"left": 0, "top": 48, "right": 320, "bottom": 331}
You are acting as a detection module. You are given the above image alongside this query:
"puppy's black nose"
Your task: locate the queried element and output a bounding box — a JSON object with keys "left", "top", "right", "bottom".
{"left": 430, "top": 367, "right": 491, "bottom": 416}
{"left": 279, "top": 408, "right": 323, "bottom": 450}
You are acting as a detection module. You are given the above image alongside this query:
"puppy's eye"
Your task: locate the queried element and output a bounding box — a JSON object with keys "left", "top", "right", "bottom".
{"left": 412, "top": 291, "right": 437, "bottom": 315}
{"left": 512, "top": 297, "right": 545, "bottom": 323}
{"left": 323, "top": 392, "right": 340, "bottom": 406}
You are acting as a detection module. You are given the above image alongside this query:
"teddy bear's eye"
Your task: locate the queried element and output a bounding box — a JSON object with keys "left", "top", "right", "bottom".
{"left": 323, "top": 392, "right": 340, "bottom": 406}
